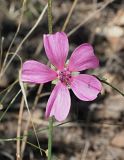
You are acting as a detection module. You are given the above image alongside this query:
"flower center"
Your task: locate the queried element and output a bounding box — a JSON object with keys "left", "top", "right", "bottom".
{"left": 58, "top": 68, "right": 72, "bottom": 86}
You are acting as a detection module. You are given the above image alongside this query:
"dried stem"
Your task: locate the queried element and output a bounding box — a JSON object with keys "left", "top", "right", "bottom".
{"left": 1, "top": 0, "right": 26, "bottom": 72}
{"left": 20, "top": 84, "right": 43, "bottom": 158}
{"left": 0, "top": 4, "right": 48, "bottom": 78}
{"left": 62, "top": 0, "right": 78, "bottom": 32}
{"left": 16, "top": 97, "right": 25, "bottom": 160}
{"left": 67, "top": 0, "right": 115, "bottom": 36}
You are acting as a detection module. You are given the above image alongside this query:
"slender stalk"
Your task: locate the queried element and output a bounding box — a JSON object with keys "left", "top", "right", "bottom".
{"left": 48, "top": 117, "right": 54, "bottom": 160}
{"left": 62, "top": 0, "right": 78, "bottom": 32}
{"left": 0, "top": 90, "right": 21, "bottom": 122}
{"left": 48, "top": 0, "right": 52, "bottom": 34}
{"left": 16, "top": 97, "right": 25, "bottom": 160}
{"left": 1, "top": 0, "right": 26, "bottom": 72}
{"left": 98, "top": 78, "right": 124, "bottom": 97}
{"left": 0, "top": 4, "right": 48, "bottom": 78}
{"left": 67, "top": 0, "right": 115, "bottom": 37}
{"left": 47, "top": 0, "right": 53, "bottom": 159}
{"left": 0, "top": 37, "right": 4, "bottom": 72}
{"left": 21, "top": 84, "right": 43, "bottom": 158}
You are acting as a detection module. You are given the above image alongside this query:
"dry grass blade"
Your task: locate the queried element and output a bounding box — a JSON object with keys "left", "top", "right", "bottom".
{"left": 0, "top": 79, "right": 18, "bottom": 96}
{"left": 81, "top": 141, "right": 90, "bottom": 160}
{"left": 20, "top": 84, "right": 43, "bottom": 157}
{"left": 19, "top": 71, "right": 43, "bottom": 157}
{"left": 0, "top": 37, "right": 4, "bottom": 72}
{"left": 68, "top": 0, "right": 115, "bottom": 37}
{"left": 20, "top": 61, "right": 50, "bottom": 157}
{"left": 0, "top": 3, "right": 48, "bottom": 78}
{"left": 16, "top": 97, "right": 24, "bottom": 160}
{"left": 62, "top": 0, "right": 78, "bottom": 32}
{"left": 1, "top": 0, "right": 26, "bottom": 72}
{"left": 0, "top": 90, "right": 21, "bottom": 122}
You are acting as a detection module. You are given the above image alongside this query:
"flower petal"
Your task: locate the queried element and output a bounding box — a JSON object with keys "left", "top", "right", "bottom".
{"left": 43, "top": 32, "right": 69, "bottom": 70}
{"left": 45, "top": 82, "right": 71, "bottom": 121}
{"left": 68, "top": 43, "right": 99, "bottom": 71}
{"left": 21, "top": 60, "right": 57, "bottom": 83}
{"left": 71, "top": 74, "right": 102, "bottom": 101}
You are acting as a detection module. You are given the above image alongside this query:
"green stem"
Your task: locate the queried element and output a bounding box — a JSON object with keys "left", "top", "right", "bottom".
{"left": 48, "top": 117, "right": 54, "bottom": 160}
{"left": 48, "top": 0, "right": 52, "bottom": 34}
{"left": 97, "top": 77, "right": 124, "bottom": 97}
{"left": 47, "top": 0, "right": 53, "bottom": 159}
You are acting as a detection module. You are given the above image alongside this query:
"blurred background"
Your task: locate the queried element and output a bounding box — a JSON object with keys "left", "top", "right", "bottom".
{"left": 0, "top": 0, "right": 124, "bottom": 159}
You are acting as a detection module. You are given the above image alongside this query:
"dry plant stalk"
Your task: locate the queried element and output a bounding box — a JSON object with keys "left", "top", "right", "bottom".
{"left": 62, "top": 0, "right": 78, "bottom": 32}
{"left": 68, "top": 0, "right": 115, "bottom": 36}
{"left": 16, "top": 97, "right": 25, "bottom": 160}
{"left": 0, "top": 3, "right": 48, "bottom": 78}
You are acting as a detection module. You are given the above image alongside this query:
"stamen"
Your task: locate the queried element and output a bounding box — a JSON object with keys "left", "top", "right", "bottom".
{"left": 58, "top": 68, "right": 72, "bottom": 86}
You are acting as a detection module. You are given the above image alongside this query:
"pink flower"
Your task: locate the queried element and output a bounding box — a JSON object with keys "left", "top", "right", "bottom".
{"left": 21, "top": 32, "right": 102, "bottom": 121}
